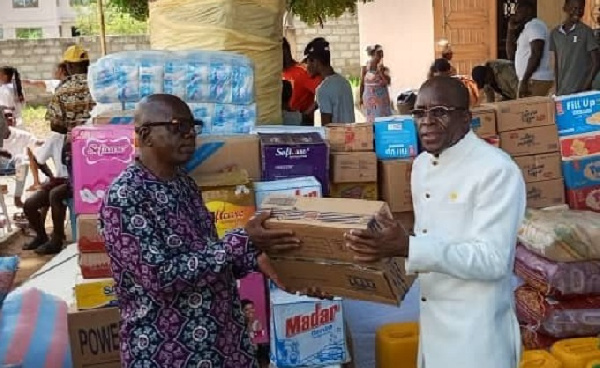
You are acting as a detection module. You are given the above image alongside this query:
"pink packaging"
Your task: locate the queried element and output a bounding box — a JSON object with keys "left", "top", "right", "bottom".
{"left": 237, "top": 272, "right": 269, "bottom": 345}
{"left": 72, "top": 125, "right": 135, "bottom": 214}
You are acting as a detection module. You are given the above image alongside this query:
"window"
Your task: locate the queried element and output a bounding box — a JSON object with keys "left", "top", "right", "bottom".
{"left": 71, "top": 26, "right": 81, "bottom": 37}
{"left": 16, "top": 28, "right": 43, "bottom": 39}
{"left": 12, "top": 0, "right": 39, "bottom": 8}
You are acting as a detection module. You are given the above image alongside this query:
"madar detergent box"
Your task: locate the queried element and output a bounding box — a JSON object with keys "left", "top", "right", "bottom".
{"left": 374, "top": 116, "right": 418, "bottom": 160}
{"left": 254, "top": 176, "right": 322, "bottom": 208}
{"left": 269, "top": 285, "right": 349, "bottom": 368}
{"left": 71, "top": 125, "right": 135, "bottom": 215}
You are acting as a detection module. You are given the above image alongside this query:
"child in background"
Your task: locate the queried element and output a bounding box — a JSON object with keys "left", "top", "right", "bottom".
{"left": 282, "top": 80, "right": 303, "bottom": 126}
{"left": 0, "top": 67, "right": 25, "bottom": 128}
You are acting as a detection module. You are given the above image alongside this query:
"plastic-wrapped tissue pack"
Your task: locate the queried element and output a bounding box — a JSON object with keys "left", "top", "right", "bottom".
{"left": 189, "top": 102, "right": 256, "bottom": 135}
{"left": 89, "top": 50, "right": 255, "bottom": 105}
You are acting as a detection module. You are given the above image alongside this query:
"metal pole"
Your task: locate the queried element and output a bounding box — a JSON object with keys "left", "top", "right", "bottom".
{"left": 98, "top": 0, "right": 107, "bottom": 56}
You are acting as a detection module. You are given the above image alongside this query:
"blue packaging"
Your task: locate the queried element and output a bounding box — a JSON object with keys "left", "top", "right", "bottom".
{"left": 562, "top": 155, "right": 600, "bottom": 189}
{"left": 555, "top": 91, "right": 600, "bottom": 136}
{"left": 374, "top": 116, "right": 419, "bottom": 160}
{"left": 269, "top": 285, "right": 349, "bottom": 368}
{"left": 254, "top": 176, "right": 322, "bottom": 208}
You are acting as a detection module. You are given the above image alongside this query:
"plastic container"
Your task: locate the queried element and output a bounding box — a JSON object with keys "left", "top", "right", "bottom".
{"left": 375, "top": 322, "right": 419, "bottom": 368}
{"left": 520, "top": 350, "right": 563, "bottom": 368}
{"left": 551, "top": 338, "right": 600, "bottom": 368}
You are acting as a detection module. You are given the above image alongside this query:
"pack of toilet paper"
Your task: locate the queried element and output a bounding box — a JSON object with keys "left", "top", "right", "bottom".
{"left": 88, "top": 50, "right": 255, "bottom": 105}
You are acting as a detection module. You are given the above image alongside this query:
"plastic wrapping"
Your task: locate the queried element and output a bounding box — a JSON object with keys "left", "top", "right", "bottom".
{"left": 515, "top": 244, "right": 600, "bottom": 298}
{"left": 149, "top": 0, "right": 284, "bottom": 124}
{"left": 88, "top": 50, "right": 255, "bottom": 105}
{"left": 516, "top": 285, "right": 600, "bottom": 339}
{"left": 518, "top": 208, "right": 600, "bottom": 262}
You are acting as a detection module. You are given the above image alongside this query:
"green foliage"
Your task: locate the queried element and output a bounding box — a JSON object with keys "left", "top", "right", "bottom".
{"left": 15, "top": 28, "right": 43, "bottom": 39}
{"left": 106, "top": 0, "right": 375, "bottom": 26}
{"left": 75, "top": 0, "right": 148, "bottom": 36}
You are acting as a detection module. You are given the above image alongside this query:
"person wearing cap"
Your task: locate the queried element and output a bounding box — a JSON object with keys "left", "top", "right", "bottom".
{"left": 305, "top": 37, "right": 355, "bottom": 125}
{"left": 23, "top": 45, "right": 95, "bottom": 255}
{"left": 472, "top": 60, "right": 519, "bottom": 102}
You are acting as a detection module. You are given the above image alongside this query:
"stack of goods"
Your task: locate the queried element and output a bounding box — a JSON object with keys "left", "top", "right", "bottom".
{"left": 67, "top": 124, "right": 137, "bottom": 368}
{"left": 148, "top": 0, "right": 285, "bottom": 124}
{"left": 471, "top": 105, "right": 500, "bottom": 147}
{"left": 269, "top": 283, "right": 350, "bottom": 368}
{"left": 327, "top": 123, "right": 378, "bottom": 200}
{"left": 88, "top": 50, "right": 257, "bottom": 135}
{"left": 373, "top": 116, "right": 418, "bottom": 220}
{"left": 493, "top": 97, "right": 564, "bottom": 209}
{"left": 515, "top": 207, "right": 600, "bottom": 350}
{"left": 555, "top": 91, "right": 600, "bottom": 213}
{"left": 259, "top": 132, "right": 330, "bottom": 195}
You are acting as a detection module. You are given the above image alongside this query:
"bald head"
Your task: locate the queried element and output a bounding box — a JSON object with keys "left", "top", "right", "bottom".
{"left": 417, "top": 76, "right": 470, "bottom": 110}
{"left": 135, "top": 94, "right": 192, "bottom": 127}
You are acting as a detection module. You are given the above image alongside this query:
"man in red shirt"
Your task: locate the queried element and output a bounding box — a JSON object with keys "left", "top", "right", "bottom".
{"left": 283, "top": 37, "right": 322, "bottom": 125}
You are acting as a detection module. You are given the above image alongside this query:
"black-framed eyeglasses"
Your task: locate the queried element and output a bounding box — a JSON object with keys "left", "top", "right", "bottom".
{"left": 135, "top": 118, "right": 203, "bottom": 135}
{"left": 411, "top": 106, "right": 467, "bottom": 123}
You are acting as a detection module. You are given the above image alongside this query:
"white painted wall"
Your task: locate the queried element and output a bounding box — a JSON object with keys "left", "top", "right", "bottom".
{"left": 0, "top": 0, "right": 76, "bottom": 39}
{"left": 358, "top": 0, "right": 435, "bottom": 98}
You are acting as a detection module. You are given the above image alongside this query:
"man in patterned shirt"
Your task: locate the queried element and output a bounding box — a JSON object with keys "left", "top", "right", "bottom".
{"left": 99, "top": 94, "right": 299, "bottom": 368}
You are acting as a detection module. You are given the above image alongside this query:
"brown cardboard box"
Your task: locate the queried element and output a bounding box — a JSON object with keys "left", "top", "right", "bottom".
{"left": 379, "top": 160, "right": 413, "bottom": 212}
{"left": 331, "top": 152, "right": 377, "bottom": 183}
{"left": 68, "top": 307, "right": 121, "bottom": 368}
{"left": 513, "top": 153, "right": 562, "bottom": 183}
{"left": 330, "top": 182, "right": 378, "bottom": 200}
{"left": 262, "top": 196, "right": 391, "bottom": 263}
{"left": 91, "top": 109, "right": 135, "bottom": 125}
{"left": 188, "top": 135, "right": 261, "bottom": 181}
{"left": 500, "top": 125, "right": 560, "bottom": 157}
{"left": 493, "top": 97, "right": 555, "bottom": 132}
{"left": 269, "top": 257, "right": 414, "bottom": 305}
{"left": 326, "top": 123, "right": 374, "bottom": 152}
{"left": 526, "top": 178, "right": 566, "bottom": 209}
{"left": 77, "top": 215, "right": 105, "bottom": 253}
{"left": 471, "top": 105, "right": 497, "bottom": 138}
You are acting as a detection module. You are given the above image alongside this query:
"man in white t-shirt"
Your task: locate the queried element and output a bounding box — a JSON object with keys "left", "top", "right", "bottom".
{"left": 508, "top": 0, "right": 554, "bottom": 98}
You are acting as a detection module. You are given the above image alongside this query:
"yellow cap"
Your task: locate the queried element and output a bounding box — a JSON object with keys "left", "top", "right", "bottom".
{"left": 63, "top": 45, "right": 89, "bottom": 63}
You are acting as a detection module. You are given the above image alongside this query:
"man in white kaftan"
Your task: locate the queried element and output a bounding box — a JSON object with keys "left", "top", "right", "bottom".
{"left": 345, "top": 76, "right": 526, "bottom": 368}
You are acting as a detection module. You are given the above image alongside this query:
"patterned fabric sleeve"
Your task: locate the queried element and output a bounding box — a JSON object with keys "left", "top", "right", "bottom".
{"left": 99, "top": 182, "right": 256, "bottom": 296}
{"left": 45, "top": 92, "right": 67, "bottom": 134}
{"left": 223, "top": 229, "right": 259, "bottom": 280}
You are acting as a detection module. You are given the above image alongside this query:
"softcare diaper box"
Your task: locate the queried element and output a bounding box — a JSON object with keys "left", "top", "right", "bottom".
{"left": 72, "top": 125, "right": 135, "bottom": 215}
{"left": 269, "top": 285, "right": 349, "bottom": 368}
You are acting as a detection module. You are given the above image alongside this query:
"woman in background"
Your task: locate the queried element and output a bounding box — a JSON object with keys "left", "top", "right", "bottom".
{"left": 0, "top": 67, "right": 25, "bottom": 128}
{"left": 360, "top": 44, "right": 392, "bottom": 122}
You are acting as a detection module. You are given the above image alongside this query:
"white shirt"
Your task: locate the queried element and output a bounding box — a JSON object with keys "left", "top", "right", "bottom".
{"left": 407, "top": 131, "right": 526, "bottom": 368}
{"left": 3, "top": 127, "right": 37, "bottom": 165}
{"left": 44, "top": 80, "right": 61, "bottom": 94}
{"left": 34, "top": 131, "right": 68, "bottom": 178}
{"left": 515, "top": 18, "right": 554, "bottom": 81}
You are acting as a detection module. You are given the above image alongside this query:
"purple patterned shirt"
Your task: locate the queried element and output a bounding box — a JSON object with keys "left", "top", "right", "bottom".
{"left": 98, "top": 163, "right": 259, "bottom": 368}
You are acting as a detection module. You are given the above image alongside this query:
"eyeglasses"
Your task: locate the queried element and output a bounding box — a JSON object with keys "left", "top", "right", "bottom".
{"left": 135, "top": 118, "right": 203, "bottom": 135}
{"left": 411, "top": 106, "right": 467, "bottom": 125}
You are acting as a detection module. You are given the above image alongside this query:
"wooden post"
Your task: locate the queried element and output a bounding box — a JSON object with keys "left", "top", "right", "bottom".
{"left": 98, "top": 0, "right": 107, "bottom": 56}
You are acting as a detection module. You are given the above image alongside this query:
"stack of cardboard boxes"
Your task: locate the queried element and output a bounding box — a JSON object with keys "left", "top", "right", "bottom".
{"left": 555, "top": 91, "right": 600, "bottom": 213}
{"left": 328, "top": 123, "right": 378, "bottom": 200}
{"left": 471, "top": 105, "right": 500, "bottom": 146}
{"left": 493, "top": 97, "right": 565, "bottom": 209}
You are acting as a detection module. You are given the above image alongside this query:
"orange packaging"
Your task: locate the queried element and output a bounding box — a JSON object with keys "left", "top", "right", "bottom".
{"left": 79, "top": 252, "right": 111, "bottom": 279}
{"left": 560, "top": 132, "right": 600, "bottom": 159}
{"left": 198, "top": 170, "right": 256, "bottom": 238}
{"left": 77, "top": 214, "right": 105, "bottom": 253}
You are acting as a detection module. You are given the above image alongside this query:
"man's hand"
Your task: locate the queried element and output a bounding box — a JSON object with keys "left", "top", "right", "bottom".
{"left": 246, "top": 210, "right": 301, "bottom": 252}
{"left": 344, "top": 213, "right": 410, "bottom": 263}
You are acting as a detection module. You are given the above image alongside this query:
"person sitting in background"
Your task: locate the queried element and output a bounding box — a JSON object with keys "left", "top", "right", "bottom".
{"left": 360, "top": 44, "right": 392, "bottom": 123}
{"left": 283, "top": 37, "right": 322, "bottom": 125}
{"left": 282, "top": 80, "right": 303, "bottom": 126}
{"left": 508, "top": 0, "right": 554, "bottom": 98}
{"left": 550, "top": 0, "right": 599, "bottom": 95}
{"left": 23, "top": 62, "right": 69, "bottom": 191}
{"left": 429, "top": 58, "right": 480, "bottom": 107}
{"left": 438, "top": 39, "right": 458, "bottom": 75}
{"left": 305, "top": 37, "right": 355, "bottom": 125}
{"left": 472, "top": 60, "right": 519, "bottom": 102}
{"left": 0, "top": 66, "right": 25, "bottom": 128}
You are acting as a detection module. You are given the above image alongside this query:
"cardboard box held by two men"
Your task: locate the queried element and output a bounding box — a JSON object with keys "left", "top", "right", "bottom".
{"left": 260, "top": 196, "right": 415, "bottom": 305}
